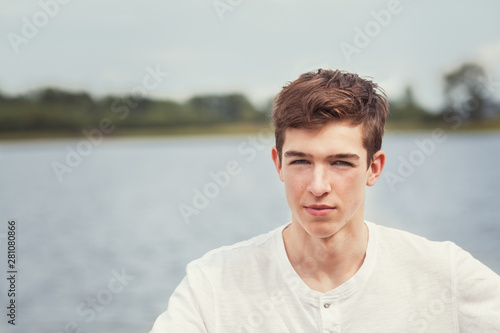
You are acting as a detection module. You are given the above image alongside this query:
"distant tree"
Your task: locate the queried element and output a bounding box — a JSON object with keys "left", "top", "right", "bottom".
{"left": 0, "top": 87, "right": 268, "bottom": 134}
{"left": 388, "top": 86, "right": 429, "bottom": 122}
{"left": 35, "top": 88, "right": 93, "bottom": 105}
{"left": 187, "top": 93, "right": 259, "bottom": 122}
{"left": 121, "top": 95, "right": 153, "bottom": 112}
{"left": 443, "top": 63, "right": 491, "bottom": 120}
{"left": 259, "top": 98, "right": 274, "bottom": 120}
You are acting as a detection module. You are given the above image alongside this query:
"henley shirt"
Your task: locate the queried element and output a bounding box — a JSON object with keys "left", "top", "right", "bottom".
{"left": 150, "top": 222, "right": 500, "bottom": 332}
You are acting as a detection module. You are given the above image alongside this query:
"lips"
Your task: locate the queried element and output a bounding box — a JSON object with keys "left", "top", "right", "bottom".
{"left": 304, "top": 204, "right": 336, "bottom": 216}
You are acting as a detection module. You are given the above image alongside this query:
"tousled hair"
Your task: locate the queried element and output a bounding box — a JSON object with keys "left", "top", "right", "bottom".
{"left": 272, "top": 69, "right": 388, "bottom": 166}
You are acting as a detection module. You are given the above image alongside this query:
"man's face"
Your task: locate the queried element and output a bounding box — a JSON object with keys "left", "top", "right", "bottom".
{"left": 271, "top": 120, "right": 385, "bottom": 239}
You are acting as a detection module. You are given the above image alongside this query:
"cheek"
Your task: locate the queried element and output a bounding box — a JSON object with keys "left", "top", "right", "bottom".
{"left": 333, "top": 171, "right": 366, "bottom": 199}
{"left": 283, "top": 173, "right": 300, "bottom": 194}
{"left": 283, "top": 183, "right": 299, "bottom": 214}
{"left": 283, "top": 173, "right": 307, "bottom": 203}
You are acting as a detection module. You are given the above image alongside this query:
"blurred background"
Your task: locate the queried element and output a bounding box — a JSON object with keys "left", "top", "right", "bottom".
{"left": 1, "top": 0, "right": 500, "bottom": 332}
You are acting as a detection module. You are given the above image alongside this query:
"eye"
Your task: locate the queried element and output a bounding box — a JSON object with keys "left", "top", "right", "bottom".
{"left": 332, "top": 161, "right": 353, "bottom": 167}
{"left": 290, "top": 159, "right": 310, "bottom": 165}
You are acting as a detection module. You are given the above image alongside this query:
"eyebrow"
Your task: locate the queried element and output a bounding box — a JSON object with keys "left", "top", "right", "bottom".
{"left": 284, "top": 150, "right": 360, "bottom": 160}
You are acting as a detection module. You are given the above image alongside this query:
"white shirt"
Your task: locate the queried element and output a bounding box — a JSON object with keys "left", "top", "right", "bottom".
{"left": 150, "top": 222, "right": 500, "bottom": 332}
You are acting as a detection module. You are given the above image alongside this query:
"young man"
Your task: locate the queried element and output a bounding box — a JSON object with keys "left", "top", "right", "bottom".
{"left": 150, "top": 69, "right": 500, "bottom": 332}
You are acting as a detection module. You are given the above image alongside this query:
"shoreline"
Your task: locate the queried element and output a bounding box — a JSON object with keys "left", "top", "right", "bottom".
{"left": 1, "top": 120, "right": 499, "bottom": 141}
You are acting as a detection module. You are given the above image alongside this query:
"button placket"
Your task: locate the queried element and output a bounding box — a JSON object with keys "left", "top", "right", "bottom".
{"left": 319, "top": 297, "right": 340, "bottom": 333}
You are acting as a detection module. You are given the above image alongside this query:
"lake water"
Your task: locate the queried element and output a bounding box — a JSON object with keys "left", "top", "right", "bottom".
{"left": 0, "top": 131, "right": 499, "bottom": 333}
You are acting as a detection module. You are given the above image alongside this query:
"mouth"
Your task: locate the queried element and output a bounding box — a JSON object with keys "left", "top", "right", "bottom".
{"left": 304, "top": 205, "right": 336, "bottom": 217}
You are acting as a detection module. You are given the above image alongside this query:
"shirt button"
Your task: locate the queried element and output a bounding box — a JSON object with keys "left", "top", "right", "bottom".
{"left": 323, "top": 302, "right": 331, "bottom": 309}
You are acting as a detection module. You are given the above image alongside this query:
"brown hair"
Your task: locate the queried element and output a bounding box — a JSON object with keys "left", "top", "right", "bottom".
{"left": 272, "top": 69, "right": 388, "bottom": 166}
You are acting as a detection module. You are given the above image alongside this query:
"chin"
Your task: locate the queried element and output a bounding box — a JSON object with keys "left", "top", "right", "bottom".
{"left": 301, "top": 218, "right": 345, "bottom": 239}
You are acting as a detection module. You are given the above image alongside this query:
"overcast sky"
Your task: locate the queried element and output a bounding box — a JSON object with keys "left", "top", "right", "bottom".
{"left": 2, "top": 0, "right": 500, "bottom": 110}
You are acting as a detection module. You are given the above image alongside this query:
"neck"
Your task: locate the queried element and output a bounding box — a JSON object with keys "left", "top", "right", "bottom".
{"left": 283, "top": 218, "right": 368, "bottom": 293}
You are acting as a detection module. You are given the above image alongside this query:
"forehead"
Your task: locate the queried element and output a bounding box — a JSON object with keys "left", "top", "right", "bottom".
{"left": 282, "top": 121, "right": 365, "bottom": 156}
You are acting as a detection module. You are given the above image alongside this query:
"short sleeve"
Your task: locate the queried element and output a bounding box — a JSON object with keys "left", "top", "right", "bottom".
{"left": 454, "top": 245, "right": 500, "bottom": 331}
{"left": 150, "top": 262, "right": 215, "bottom": 333}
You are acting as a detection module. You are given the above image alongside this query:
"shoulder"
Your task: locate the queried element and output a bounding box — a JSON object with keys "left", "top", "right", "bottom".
{"left": 367, "top": 222, "right": 460, "bottom": 274}
{"left": 370, "top": 222, "right": 457, "bottom": 253}
{"left": 186, "top": 224, "right": 285, "bottom": 275}
{"left": 369, "top": 221, "right": 500, "bottom": 277}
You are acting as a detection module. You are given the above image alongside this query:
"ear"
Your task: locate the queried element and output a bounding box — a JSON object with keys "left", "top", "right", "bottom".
{"left": 366, "top": 150, "right": 385, "bottom": 186}
{"left": 271, "top": 146, "right": 284, "bottom": 182}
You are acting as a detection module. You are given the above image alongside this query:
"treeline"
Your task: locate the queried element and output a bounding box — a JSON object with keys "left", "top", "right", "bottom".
{"left": 388, "top": 63, "right": 500, "bottom": 126}
{"left": 1, "top": 63, "right": 499, "bottom": 136}
{"left": 0, "top": 89, "right": 269, "bottom": 133}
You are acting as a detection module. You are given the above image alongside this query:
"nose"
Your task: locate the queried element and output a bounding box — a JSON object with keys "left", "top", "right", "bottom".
{"left": 307, "top": 166, "right": 331, "bottom": 197}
